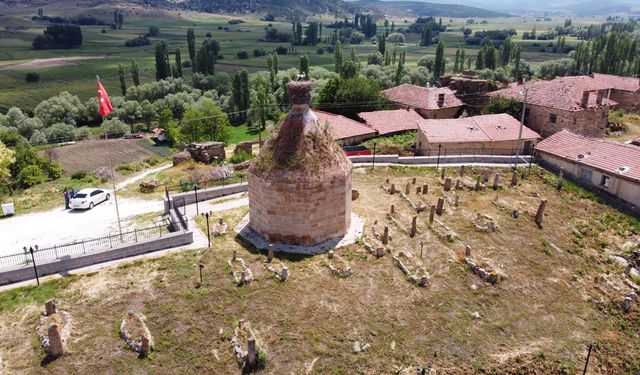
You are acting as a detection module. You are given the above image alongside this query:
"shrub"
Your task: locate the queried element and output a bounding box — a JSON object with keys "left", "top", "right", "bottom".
{"left": 253, "top": 48, "right": 266, "bottom": 57}
{"left": 25, "top": 72, "right": 40, "bottom": 82}
{"left": 316, "top": 47, "right": 325, "bottom": 55}
{"left": 144, "top": 156, "right": 161, "bottom": 166}
{"left": 101, "top": 117, "right": 128, "bottom": 138}
{"left": 18, "top": 164, "right": 44, "bottom": 187}
{"left": 229, "top": 151, "right": 252, "bottom": 164}
{"left": 206, "top": 32, "right": 212, "bottom": 37}
{"left": 115, "top": 162, "right": 142, "bottom": 174}
{"left": 275, "top": 45, "right": 288, "bottom": 55}
{"left": 71, "top": 170, "right": 87, "bottom": 180}
{"left": 236, "top": 50, "right": 249, "bottom": 59}
{"left": 148, "top": 25, "right": 160, "bottom": 37}
{"left": 73, "top": 126, "right": 92, "bottom": 141}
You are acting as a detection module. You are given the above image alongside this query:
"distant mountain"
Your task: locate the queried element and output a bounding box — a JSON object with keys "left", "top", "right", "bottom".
{"left": 180, "top": 0, "right": 356, "bottom": 17}
{"left": 357, "top": 1, "right": 509, "bottom": 18}
{"left": 390, "top": 0, "right": 640, "bottom": 14}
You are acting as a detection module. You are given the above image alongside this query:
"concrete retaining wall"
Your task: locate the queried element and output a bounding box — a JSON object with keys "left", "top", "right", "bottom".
{"left": 164, "top": 182, "right": 249, "bottom": 212}
{"left": 349, "top": 154, "right": 533, "bottom": 165}
{"left": 0, "top": 230, "right": 193, "bottom": 285}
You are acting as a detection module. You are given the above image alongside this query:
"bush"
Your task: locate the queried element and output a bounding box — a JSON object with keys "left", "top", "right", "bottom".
{"left": 25, "top": 72, "right": 40, "bottom": 82}
{"left": 386, "top": 32, "right": 405, "bottom": 44}
{"left": 182, "top": 60, "right": 192, "bottom": 68}
{"left": 148, "top": 25, "right": 160, "bottom": 37}
{"left": 101, "top": 118, "right": 128, "bottom": 138}
{"left": 275, "top": 45, "right": 288, "bottom": 55}
{"left": 206, "top": 32, "right": 212, "bottom": 37}
{"left": 144, "top": 156, "right": 161, "bottom": 166}
{"left": 71, "top": 170, "right": 87, "bottom": 180}
{"left": 115, "top": 162, "right": 142, "bottom": 175}
{"left": 253, "top": 48, "right": 266, "bottom": 57}
{"left": 17, "top": 164, "right": 44, "bottom": 187}
{"left": 236, "top": 50, "right": 249, "bottom": 59}
{"left": 73, "top": 126, "right": 92, "bottom": 141}
{"left": 229, "top": 151, "right": 252, "bottom": 164}
{"left": 316, "top": 47, "right": 325, "bottom": 55}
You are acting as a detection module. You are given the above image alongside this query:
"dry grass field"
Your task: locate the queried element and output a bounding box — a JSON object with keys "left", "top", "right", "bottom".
{"left": 0, "top": 165, "right": 639, "bottom": 374}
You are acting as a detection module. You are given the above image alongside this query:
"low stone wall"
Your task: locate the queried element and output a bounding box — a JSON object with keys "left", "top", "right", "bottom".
{"left": 349, "top": 154, "right": 533, "bottom": 165}
{"left": 0, "top": 231, "right": 193, "bottom": 285}
{"left": 164, "top": 182, "right": 248, "bottom": 212}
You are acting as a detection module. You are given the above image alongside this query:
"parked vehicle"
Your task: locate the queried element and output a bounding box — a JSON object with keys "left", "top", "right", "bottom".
{"left": 70, "top": 188, "right": 111, "bottom": 210}
{"left": 342, "top": 145, "right": 372, "bottom": 156}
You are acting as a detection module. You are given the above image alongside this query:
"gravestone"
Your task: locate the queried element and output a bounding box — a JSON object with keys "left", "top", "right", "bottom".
{"left": 535, "top": 199, "right": 547, "bottom": 227}
{"left": 47, "top": 324, "right": 64, "bottom": 358}
{"left": 410, "top": 216, "right": 417, "bottom": 238}
{"left": 475, "top": 176, "right": 481, "bottom": 191}
{"left": 557, "top": 168, "right": 564, "bottom": 190}
{"left": 460, "top": 165, "right": 465, "bottom": 177}
{"left": 444, "top": 178, "right": 452, "bottom": 192}
{"left": 429, "top": 205, "right": 436, "bottom": 224}
{"left": 422, "top": 184, "right": 428, "bottom": 195}
{"left": 493, "top": 173, "right": 500, "bottom": 190}
{"left": 483, "top": 170, "right": 491, "bottom": 182}
{"left": 436, "top": 198, "right": 445, "bottom": 215}
{"left": 405, "top": 183, "right": 410, "bottom": 195}
{"left": 45, "top": 299, "right": 57, "bottom": 316}
{"left": 382, "top": 226, "right": 389, "bottom": 245}
{"left": 455, "top": 195, "right": 460, "bottom": 207}
{"left": 511, "top": 170, "right": 518, "bottom": 187}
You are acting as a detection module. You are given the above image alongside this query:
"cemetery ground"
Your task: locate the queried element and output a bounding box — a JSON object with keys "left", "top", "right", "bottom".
{"left": 1, "top": 165, "right": 639, "bottom": 374}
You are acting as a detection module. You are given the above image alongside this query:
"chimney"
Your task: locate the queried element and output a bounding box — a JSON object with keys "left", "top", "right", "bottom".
{"left": 596, "top": 91, "right": 604, "bottom": 106}
{"left": 581, "top": 91, "right": 590, "bottom": 108}
{"left": 502, "top": 80, "right": 509, "bottom": 89}
{"left": 437, "top": 93, "right": 445, "bottom": 108}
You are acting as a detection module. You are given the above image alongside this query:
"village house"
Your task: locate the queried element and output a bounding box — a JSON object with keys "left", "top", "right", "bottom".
{"left": 535, "top": 130, "right": 640, "bottom": 213}
{"left": 314, "top": 110, "right": 378, "bottom": 145}
{"left": 357, "top": 108, "right": 424, "bottom": 136}
{"left": 382, "top": 84, "right": 465, "bottom": 119}
{"left": 415, "top": 113, "right": 540, "bottom": 156}
{"left": 487, "top": 76, "right": 616, "bottom": 138}
{"left": 591, "top": 73, "right": 640, "bottom": 112}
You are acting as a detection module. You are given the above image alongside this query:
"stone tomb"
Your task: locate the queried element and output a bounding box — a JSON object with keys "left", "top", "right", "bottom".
{"left": 36, "top": 299, "right": 71, "bottom": 359}
{"left": 120, "top": 310, "right": 154, "bottom": 356}
{"left": 238, "top": 81, "right": 363, "bottom": 254}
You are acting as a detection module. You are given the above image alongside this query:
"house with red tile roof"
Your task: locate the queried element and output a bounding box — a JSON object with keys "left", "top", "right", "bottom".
{"left": 314, "top": 110, "right": 377, "bottom": 145}
{"left": 535, "top": 130, "right": 640, "bottom": 212}
{"left": 591, "top": 73, "right": 640, "bottom": 112}
{"left": 415, "top": 114, "right": 540, "bottom": 156}
{"left": 487, "top": 76, "right": 616, "bottom": 138}
{"left": 382, "top": 84, "right": 465, "bottom": 119}
{"left": 357, "top": 108, "right": 424, "bottom": 136}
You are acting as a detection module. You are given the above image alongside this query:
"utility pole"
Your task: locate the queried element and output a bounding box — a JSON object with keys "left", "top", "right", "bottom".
{"left": 514, "top": 88, "right": 528, "bottom": 170}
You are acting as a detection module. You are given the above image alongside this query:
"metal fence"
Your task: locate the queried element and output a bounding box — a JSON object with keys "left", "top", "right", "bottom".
{"left": 0, "top": 224, "right": 170, "bottom": 269}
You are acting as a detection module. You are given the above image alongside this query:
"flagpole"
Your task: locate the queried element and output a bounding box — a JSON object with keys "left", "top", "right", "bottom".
{"left": 98, "top": 75, "right": 123, "bottom": 239}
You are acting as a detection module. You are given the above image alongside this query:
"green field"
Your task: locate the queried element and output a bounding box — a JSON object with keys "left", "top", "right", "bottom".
{"left": 0, "top": 3, "right": 604, "bottom": 112}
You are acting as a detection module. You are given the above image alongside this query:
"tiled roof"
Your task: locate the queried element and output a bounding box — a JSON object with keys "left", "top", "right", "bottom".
{"left": 535, "top": 130, "right": 640, "bottom": 182}
{"left": 487, "top": 76, "right": 617, "bottom": 112}
{"left": 357, "top": 108, "right": 424, "bottom": 136}
{"left": 592, "top": 73, "right": 640, "bottom": 92}
{"left": 314, "top": 110, "right": 377, "bottom": 141}
{"left": 382, "top": 84, "right": 464, "bottom": 110}
{"left": 417, "top": 113, "right": 540, "bottom": 143}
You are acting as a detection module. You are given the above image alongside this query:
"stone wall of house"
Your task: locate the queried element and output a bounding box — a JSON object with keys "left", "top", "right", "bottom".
{"left": 525, "top": 105, "right": 607, "bottom": 138}
{"left": 415, "top": 137, "right": 538, "bottom": 156}
{"left": 537, "top": 152, "right": 640, "bottom": 211}
{"left": 248, "top": 171, "right": 352, "bottom": 245}
{"left": 608, "top": 89, "right": 640, "bottom": 112}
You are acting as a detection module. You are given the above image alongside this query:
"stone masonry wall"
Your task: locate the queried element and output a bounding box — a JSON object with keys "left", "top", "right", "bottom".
{"left": 608, "top": 89, "right": 640, "bottom": 112}
{"left": 525, "top": 104, "right": 606, "bottom": 138}
{"left": 248, "top": 171, "right": 352, "bottom": 246}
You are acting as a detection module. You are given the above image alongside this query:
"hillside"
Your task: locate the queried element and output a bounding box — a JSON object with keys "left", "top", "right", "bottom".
{"left": 180, "top": 0, "right": 357, "bottom": 17}
{"left": 358, "top": 0, "right": 509, "bottom": 18}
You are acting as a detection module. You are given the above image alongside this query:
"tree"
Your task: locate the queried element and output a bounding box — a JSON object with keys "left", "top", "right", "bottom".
{"left": 367, "top": 51, "right": 383, "bottom": 65}
{"left": 148, "top": 25, "right": 160, "bottom": 37}
{"left": 131, "top": 60, "right": 140, "bottom": 86}
{"left": 187, "top": 28, "right": 196, "bottom": 66}
{"left": 35, "top": 91, "right": 85, "bottom": 126}
{"left": 420, "top": 22, "right": 433, "bottom": 46}
{"left": 232, "top": 70, "right": 250, "bottom": 123}
{"left": 317, "top": 76, "right": 387, "bottom": 119}
{"left": 0, "top": 141, "right": 15, "bottom": 190}
{"left": 158, "top": 109, "right": 177, "bottom": 145}
{"left": 334, "top": 41, "right": 343, "bottom": 73}
{"left": 33, "top": 25, "right": 83, "bottom": 49}
{"left": 395, "top": 49, "right": 405, "bottom": 85}
{"left": 500, "top": 37, "right": 513, "bottom": 67}
{"left": 453, "top": 48, "right": 461, "bottom": 73}
{"left": 484, "top": 44, "right": 497, "bottom": 70}
{"left": 175, "top": 48, "right": 183, "bottom": 77}
{"left": 387, "top": 32, "right": 405, "bottom": 45}
{"left": 250, "top": 76, "right": 277, "bottom": 145}
{"left": 482, "top": 95, "right": 523, "bottom": 119}
{"left": 340, "top": 60, "right": 359, "bottom": 79}
{"left": 513, "top": 45, "right": 522, "bottom": 79}
{"left": 180, "top": 100, "right": 231, "bottom": 144}
{"left": 155, "top": 42, "right": 171, "bottom": 81}
{"left": 378, "top": 34, "right": 386, "bottom": 55}
{"left": 299, "top": 55, "right": 309, "bottom": 78}
{"left": 433, "top": 41, "right": 445, "bottom": 79}
{"left": 118, "top": 64, "right": 127, "bottom": 96}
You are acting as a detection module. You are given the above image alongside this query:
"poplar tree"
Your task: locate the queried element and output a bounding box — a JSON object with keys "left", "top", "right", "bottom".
{"left": 118, "top": 64, "right": 127, "bottom": 96}
{"left": 335, "top": 41, "right": 343, "bottom": 73}
{"left": 175, "top": 48, "right": 183, "bottom": 78}
{"left": 131, "top": 59, "right": 140, "bottom": 86}
{"left": 299, "top": 55, "right": 309, "bottom": 78}
{"left": 187, "top": 28, "right": 196, "bottom": 66}
{"left": 433, "top": 41, "right": 445, "bottom": 79}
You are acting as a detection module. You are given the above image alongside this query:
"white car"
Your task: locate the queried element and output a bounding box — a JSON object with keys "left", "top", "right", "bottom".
{"left": 70, "top": 188, "right": 111, "bottom": 210}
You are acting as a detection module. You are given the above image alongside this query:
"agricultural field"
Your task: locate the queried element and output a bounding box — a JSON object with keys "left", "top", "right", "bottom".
{"left": 0, "top": 165, "right": 638, "bottom": 374}
{"left": 0, "top": 1, "right": 606, "bottom": 111}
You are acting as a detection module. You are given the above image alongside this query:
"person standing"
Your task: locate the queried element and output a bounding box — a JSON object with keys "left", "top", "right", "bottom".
{"left": 64, "top": 189, "right": 70, "bottom": 209}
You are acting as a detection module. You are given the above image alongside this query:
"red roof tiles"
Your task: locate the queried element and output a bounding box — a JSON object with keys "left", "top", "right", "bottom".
{"left": 417, "top": 114, "right": 540, "bottom": 143}
{"left": 314, "top": 110, "right": 377, "bottom": 141}
{"left": 535, "top": 130, "right": 640, "bottom": 182}
{"left": 357, "top": 108, "right": 424, "bottom": 136}
{"left": 488, "top": 76, "right": 617, "bottom": 112}
{"left": 382, "top": 84, "right": 464, "bottom": 111}
{"left": 592, "top": 73, "right": 640, "bottom": 92}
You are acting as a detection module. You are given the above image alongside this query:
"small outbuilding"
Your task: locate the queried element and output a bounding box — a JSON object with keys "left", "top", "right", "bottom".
{"left": 357, "top": 108, "right": 424, "bottom": 137}
{"left": 382, "top": 84, "right": 465, "bottom": 119}
{"left": 415, "top": 113, "right": 540, "bottom": 156}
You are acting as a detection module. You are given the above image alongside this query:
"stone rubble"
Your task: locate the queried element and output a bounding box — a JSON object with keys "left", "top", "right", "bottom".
{"left": 264, "top": 263, "right": 289, "bottom": 282}
{"left": 393, "top": 251, "right": 430, "bottom": 287}
{"left": 228, "top": 257, "right": 254, "bottom": 285}
{"left": 119, "top": 310, "right": 153, "bottom": 356}
{"left": 464, "top": 258, "right": 501, "bottom": 285}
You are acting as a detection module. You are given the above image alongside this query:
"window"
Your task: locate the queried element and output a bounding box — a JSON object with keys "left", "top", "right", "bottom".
{"left": 601, "top": 175, "right": 610, "bottom": 188}
{"left": 572, "top": 118, "right": 577, "bottom": 126}
{"left": 549, "top": 114, "right": 557, "bottom": 123}
{"left": 580, "top": 168, "right": 592, "bottom": 181}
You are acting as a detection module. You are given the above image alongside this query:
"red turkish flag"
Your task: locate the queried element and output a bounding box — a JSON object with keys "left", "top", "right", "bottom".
{"left": 97, "top": 81, "right": 113, "bottom": 118}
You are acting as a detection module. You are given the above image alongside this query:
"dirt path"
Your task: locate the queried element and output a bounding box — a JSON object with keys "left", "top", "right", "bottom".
{"left": 115, "top": 163, "right": 172, "bottom": 190}
{"left": 0, "top": 56, "right": 105, "bottom": 71}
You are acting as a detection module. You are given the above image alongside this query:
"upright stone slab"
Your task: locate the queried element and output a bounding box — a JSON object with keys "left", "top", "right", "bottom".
{"left": 429, "top": 205, "right": 436, "bottom": 224}
{"left": 460, "top": 165, "right": 465, "bottom": 177}
{"left": 455, "top": 195, "right": 460, "bottom": 207}
{"left": 45, "top": 299, "right": 57, "bottom": 316}
{"left": 47, "top": 324, "right": 64, "bottom": 358}
{"left": 247, "top": 338, "right": 257, "bottom": 368}
{"left": 475, "top": 176, "right": 481, "bottom": 191}
{"left": 535, "top": 199, "right": 547, "bottom": 227}
{"left": 440, "top": 168, "right": 445, "bottom": 179}
{"left": 410, "top": 216, "right": 417, "bottom": 238}
{"left": 422, "top": 184, "right": 428, "bottom": 195}
{"left": 390, "top": 204, "right": 394, "bottom": 214}
{"left": 412, "top": 177, "right": 416, "bottom": 184}
{"left": 483, "top": 170, "right": 491, "bottom": 182}
{"left": 140, "top": 336, "right": 151, "bottom": 357}
{"left": 455, "top": 179, "right": 462, "bottom": 190}
{"left": 444, "top": 178, "right": 452, "bottom": 192}
{"left": 557, "top": 168, "right": 564, "bottom": 190}
{"left": 416, "top": 186, "right": 421, "bottom": 194}
{"left": 493, "top": 173, "right": 500, "bottom": 190}
{"left": 267, "top": 244, "right": 274, "bottom": 262}
{"left": 511, "top": 170, "right": 518, "bottom": 187}
{"left": 382, "top": 226, "right": 389, "bottom": 245}
{"left": 247, "top": 81, "right": 352, "bottom": 246}
{"left": 436, "top": 198, "right": 445, "bottom": 215}
{"left": 390, "top": 184, "right": 396, "bottom": 195}
{"left": 405, "top": 182, "right": 410, "bottom": 195}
